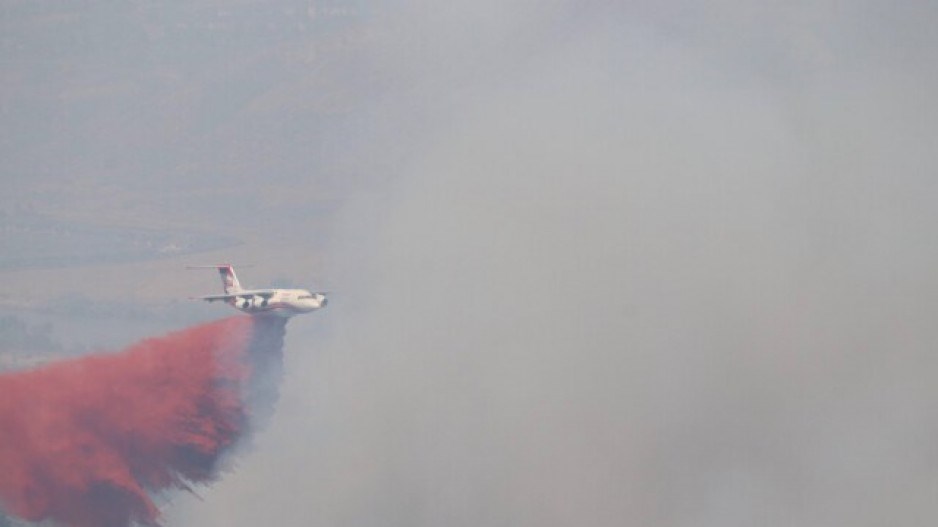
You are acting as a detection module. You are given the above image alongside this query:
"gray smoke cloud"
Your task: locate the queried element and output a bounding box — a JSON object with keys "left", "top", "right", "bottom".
{"left": 164, "top": 2, "right": 938, "bottom": 527}
{"left": 3, "top": 1, "right": 937, "bottom": 526}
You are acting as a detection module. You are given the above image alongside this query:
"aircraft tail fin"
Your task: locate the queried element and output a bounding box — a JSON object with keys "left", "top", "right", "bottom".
{"left": 187, "top": 264, "right": 243, "bottom": 294}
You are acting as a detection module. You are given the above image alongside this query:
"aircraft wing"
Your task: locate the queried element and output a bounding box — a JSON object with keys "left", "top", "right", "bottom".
{"left": 194, "top": 290, "right": 277, "bottom": 302}
{"left": 195, "top": 294, "right": 236, "bottom": 303}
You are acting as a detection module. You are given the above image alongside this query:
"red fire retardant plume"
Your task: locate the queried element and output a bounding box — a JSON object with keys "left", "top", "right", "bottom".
{"left": 0, "top": 315, "right": 286, "bottom": 527}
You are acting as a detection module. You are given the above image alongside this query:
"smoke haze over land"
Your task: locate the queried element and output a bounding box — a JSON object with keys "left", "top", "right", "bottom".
{"left": 3, "top": 1, "right": 938, "bottom": 526}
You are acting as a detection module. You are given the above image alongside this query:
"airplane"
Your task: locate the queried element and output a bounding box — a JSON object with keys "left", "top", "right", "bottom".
{"left": 188, "top": 264, "right": 327, "bottom": 317}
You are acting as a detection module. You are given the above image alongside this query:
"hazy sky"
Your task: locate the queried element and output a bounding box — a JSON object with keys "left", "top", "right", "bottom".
{"left": 5, "top": 2, "right": 938, "bottom": 526}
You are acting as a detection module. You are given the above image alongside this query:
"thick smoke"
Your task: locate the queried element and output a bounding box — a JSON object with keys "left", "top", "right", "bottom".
{"left": 3, "top": 1, "right": 938, "bottom": 526}
{"left": 171, "top": 3, "right": 938, "bottom": 527}
{"left": 0, "top": 316, "right": 286, "bottom": 527}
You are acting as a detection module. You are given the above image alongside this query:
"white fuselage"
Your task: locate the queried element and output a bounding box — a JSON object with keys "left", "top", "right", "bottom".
{"left": 191, "top": 265, "right": 327, "bottom": 318}
{"left": 229, "top": 289, "right": 327, "bottom": 317}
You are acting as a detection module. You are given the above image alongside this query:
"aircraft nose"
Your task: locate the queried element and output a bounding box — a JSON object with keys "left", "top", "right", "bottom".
{"left": 320, "top": 297, "right": 328, "bottom": 308}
